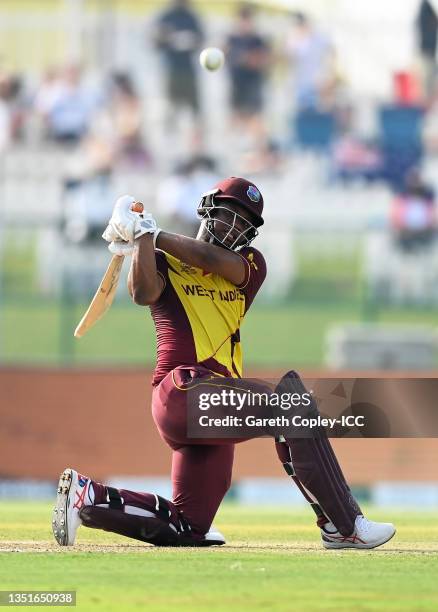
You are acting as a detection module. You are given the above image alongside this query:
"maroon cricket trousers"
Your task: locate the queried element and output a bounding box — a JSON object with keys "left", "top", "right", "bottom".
{"left": 87, "top": 365, "right": 361, "bottom": 540}
{"left": 149, "top": 365, "right": 361, "bottom": 536}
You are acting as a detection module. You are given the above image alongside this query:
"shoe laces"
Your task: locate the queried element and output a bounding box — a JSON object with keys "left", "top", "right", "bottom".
{"left": 355, "top": 515, "right": 372, "bottom": 535}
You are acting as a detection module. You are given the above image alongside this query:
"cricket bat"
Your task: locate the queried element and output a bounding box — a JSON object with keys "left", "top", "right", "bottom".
{"left": 74, "top": 200, "right": 144, "bottom": 339}
{"left": 74, "top": 254, "right": 125, "bottom": 338}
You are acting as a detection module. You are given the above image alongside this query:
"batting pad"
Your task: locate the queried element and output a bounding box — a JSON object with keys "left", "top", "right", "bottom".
{"left": 274, "top": 371, "right": 362, "bottom": 536}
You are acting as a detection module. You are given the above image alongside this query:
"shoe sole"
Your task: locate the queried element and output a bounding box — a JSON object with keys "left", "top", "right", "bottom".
{"left": 323, "top": 528, "right": 396, "bottom": 550}
{"left": 52, "top": 468, "right": 76, "bottom": 546}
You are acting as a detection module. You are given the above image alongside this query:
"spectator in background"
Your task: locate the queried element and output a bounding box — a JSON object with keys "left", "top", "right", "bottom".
{"left": 285, "top": 12, "right": 337, "bottom": 111}
{"left": 0, "top": 72, "right": 14, "bottom": 152}
{"left": 155, "top": 0, "right": 204, "bottom": 126}
{"left": 61, "top": 125, "right": 115, "bottom": 245}
{"left": 390, "top": 169, "right": 436, "bottom": 252}
{"left": 156, "top": 154, "right": 218, "bottom": 238}
{"left": 37, "top": 64, "right": 101, "bottom": 145}
{"left": 225, "top": 4, "right": 270, "bottom": 151}
{"left": 0, "top": 70, "right": 26, "bottom": 151}
{"left": 34, "top": 67, "right": 62, "bottom": 132}
{"left": 415, "top": 0, "right": 438, "bottom": 104}
{"left": 239, "top": 138, "right": 284, "bottom": 176}
{"left": 108, "top": 72, "right": 151, "bottom": 168}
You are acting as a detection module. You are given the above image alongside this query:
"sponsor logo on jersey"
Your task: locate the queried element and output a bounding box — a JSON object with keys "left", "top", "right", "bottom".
{"left": 180, "top": 262, "right": 197, "bottom": 275}
{"left": 247, "top": 186, "right": 261, "bottom": 203}
{"left": 248, "top": 252, "right": 258, "bottom": 270}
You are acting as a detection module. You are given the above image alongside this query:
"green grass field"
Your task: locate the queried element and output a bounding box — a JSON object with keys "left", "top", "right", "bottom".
{"left": 1, "top": 502, "right": 437, "bottom": 611}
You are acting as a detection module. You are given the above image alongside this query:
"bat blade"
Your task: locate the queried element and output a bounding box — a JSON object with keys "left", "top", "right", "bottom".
{"left": 74, "top": 255, "right": 125, "bottom": 338}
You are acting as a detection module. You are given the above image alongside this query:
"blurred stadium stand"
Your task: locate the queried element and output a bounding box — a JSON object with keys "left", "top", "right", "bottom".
{"left": 379, "top": 105, "right": 424, "bottom": 188}
{"left": 293, "top": 110, "right": 336, "bottom": 151}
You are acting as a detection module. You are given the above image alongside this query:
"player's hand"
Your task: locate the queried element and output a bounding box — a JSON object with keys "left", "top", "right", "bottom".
{"left": 132, "top": 212, "right": 157, "bottom": 240}
{"left": 102, "top": 224, "right": 120, "bottom": 243}
{"left": 104, "top": 194, "right": 158, "bottom": 243}
{"left": 102, "top": 223, "right": 134, "bottom": 256}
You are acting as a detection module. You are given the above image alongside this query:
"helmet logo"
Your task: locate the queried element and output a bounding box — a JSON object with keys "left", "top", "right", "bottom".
{"left": 247, "top": 185, "right": 261, "bottom": 203}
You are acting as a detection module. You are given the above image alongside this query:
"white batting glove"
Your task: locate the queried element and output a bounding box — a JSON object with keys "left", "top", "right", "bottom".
{"left": 102, "top": 219, "right": 134, "bottom": 257}
{"left": 108, "top": 241, "right": 135, "bottom": 257}
{"left": 134, "top": 212, "right": 157, "bottom": 240}
{"left": 102, "top": 224, "right": 120, "bottom": 243}
{"left": 104, "top": 194, "right": 158, "bottom": 244}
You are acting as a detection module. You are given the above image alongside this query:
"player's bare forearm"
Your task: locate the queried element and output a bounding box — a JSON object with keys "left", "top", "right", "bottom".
{"left": 156, "top": 231, "right": 246, "bottom": 286}
{"left": 128, "top": 234, "right": 164, "bottom": 305}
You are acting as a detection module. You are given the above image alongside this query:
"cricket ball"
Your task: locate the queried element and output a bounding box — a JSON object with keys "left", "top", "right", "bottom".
{"left": 199, "top": 47, "right": 225, "bottom": 72}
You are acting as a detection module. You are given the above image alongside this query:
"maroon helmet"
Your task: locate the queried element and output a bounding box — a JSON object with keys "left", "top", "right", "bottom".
{"left": 213, "top": 177, "right": 264, "bottom": 227}
{"left": 197, "top": 177, "right": 264, "bottom": 250}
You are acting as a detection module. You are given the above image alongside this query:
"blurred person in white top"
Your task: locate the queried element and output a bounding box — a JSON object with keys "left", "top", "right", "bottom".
{"left": 285, "top": 12, "right": 338, "bottom": 111}
{"left": 35, "top": 64, "right": 101, "bottom": 145}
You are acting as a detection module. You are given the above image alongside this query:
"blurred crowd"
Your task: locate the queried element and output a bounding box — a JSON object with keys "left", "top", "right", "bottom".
{"left": 1, "top": 0, "right": 438, "bottom": 266}
{"left": 1, "top": 64, "right": 150, "bottom": 167}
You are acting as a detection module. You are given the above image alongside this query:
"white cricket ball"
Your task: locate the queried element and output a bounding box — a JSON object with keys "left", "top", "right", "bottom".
{"left": 199, "top": 47, "right": 225, "bottom": 72}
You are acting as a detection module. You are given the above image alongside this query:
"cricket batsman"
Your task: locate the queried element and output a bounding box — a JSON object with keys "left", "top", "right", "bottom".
{"left": 52, "top": 177, "right": 396, "bottom": 549}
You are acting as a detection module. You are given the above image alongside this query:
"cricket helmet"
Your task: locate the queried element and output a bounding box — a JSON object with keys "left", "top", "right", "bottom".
{"left": 197, "top": 177, "right": 264, "bottom": 250}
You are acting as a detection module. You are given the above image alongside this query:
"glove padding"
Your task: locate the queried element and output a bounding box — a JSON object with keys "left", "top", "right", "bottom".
{"left": 108, "top": 241, "right": 135, "bottom": 257}
{"left": 102, "top": 194, "right": 157, "bottom": 244}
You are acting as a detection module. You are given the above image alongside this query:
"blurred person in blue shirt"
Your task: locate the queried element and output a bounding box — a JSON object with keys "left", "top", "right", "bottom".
{"left": 285, "top": 12, "right": 337, "bottom": 111}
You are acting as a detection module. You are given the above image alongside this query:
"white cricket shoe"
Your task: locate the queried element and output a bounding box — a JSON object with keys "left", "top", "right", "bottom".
{"left": 321, "top": 515, "right": 396, "bottom": 550}
{"left": 52, "top": 468, "right": 93, "bottom": 546}
{"left": 204, "top": 526, "right": 225, "bottom": 545}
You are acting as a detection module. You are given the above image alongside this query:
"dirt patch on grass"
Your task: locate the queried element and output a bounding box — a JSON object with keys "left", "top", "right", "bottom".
{"left": 1, "top": 541, "right": 438, "bottom": 555}
{"left": 0, "top": 541, "right": 152, "bottom": 553}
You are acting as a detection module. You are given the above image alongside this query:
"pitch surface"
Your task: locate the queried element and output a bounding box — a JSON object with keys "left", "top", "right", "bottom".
{"left": 1, "top": 503, "right": 437, "bottom": 610}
